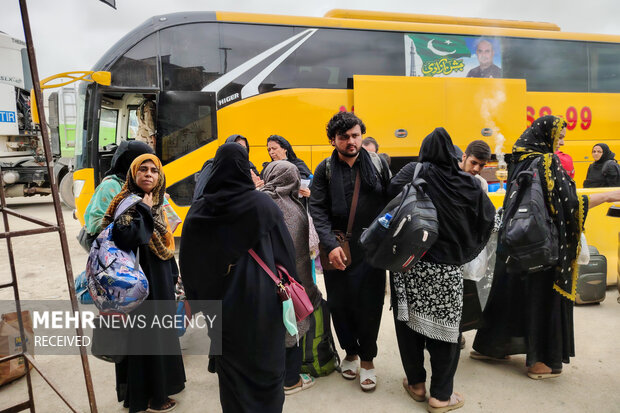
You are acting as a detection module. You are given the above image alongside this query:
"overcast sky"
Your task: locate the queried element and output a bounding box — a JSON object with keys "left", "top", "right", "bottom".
{"left": 2, "top": 0, "right": 620, "bottom": 79}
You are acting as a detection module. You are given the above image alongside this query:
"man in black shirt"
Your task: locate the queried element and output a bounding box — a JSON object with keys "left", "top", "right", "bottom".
{"left": 309, "top": 112, "right": 390, "bottom": 392}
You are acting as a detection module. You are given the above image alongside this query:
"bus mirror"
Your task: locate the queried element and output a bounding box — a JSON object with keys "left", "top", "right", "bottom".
{"left": 92, "top": 71, "right": 111, "bottom": 86}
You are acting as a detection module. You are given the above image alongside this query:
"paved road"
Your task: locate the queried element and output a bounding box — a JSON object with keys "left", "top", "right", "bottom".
{"left": 1, "top": 197, "right": 619, "bottom": 412}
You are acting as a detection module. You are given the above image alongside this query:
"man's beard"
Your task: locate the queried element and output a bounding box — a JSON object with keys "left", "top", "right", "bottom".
{"left": 336, "top": 147, "right": 360, "bottom": 158}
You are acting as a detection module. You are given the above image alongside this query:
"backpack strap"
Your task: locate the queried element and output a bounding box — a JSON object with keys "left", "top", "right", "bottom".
{"left": 113, "top": 194, "right": 144, "bottom": 220}
{"left": 391, "top": 163, "right": 423, "bottom": 219}
{"left": 325, "top": 158, "right": 331, "bottom": 182}
{"left": 413, "top": 162, "right": 422, "bottom": 180}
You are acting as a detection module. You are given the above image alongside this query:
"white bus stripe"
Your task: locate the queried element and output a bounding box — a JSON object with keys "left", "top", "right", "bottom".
{"left": 241, "top": 29, "right": 318, "bottom": 99}
{"left": 201, "top": 28, "right": 317, "bottom": 95}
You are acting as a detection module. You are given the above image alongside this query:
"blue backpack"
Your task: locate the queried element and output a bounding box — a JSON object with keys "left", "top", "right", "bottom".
{"left": 86, "top": 195, "right": 149, "bottom": 314}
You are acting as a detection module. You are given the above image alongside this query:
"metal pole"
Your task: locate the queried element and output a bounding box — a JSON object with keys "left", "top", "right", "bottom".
{"left": 0, "top": 168, "right": 35, "bottom": 412}
{"left": 17, "top": 1, "right": 98, "bottom": 411}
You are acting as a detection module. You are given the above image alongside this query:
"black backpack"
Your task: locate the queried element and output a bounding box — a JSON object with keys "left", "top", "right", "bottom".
{"left": 501, "top": 157, "right": 559, "bottom": 274}
{"left": 602, "top": 159, "right": 620, "bottom": 187}
{"left": 359, "top": 163, "right": 438, "bottom": 272}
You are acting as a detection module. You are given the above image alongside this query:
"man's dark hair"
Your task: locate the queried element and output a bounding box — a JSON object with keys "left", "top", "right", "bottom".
{"left": 326, "top": 112, "right": 366, "bottom": 141}
{"left": 362, "top": 137, "right": 379, "bottom": 152}
{"left": 465, "top": 140, "right": 492, "bottom": 161}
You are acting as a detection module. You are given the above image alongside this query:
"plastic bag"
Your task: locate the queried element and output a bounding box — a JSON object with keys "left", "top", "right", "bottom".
{"left": 463, "top": 232, "right": 498, "bottom": 282}
{"left": 282, "top": 298, "right": 298, "bottom": 338}
{"left": 577, "top": 232, "right": 590, "bottom": 265}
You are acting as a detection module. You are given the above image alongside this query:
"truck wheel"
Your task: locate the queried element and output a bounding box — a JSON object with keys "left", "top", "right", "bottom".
{"left": 59, "top": 172, "right": 75, "bottom": 209}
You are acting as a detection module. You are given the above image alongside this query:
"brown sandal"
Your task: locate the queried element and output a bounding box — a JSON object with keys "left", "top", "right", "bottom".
{"left": 427, "top": 392, "right": 464, "bottom": 413}
{"left": 402, "top": 378, "right": 426, "bottom": 402}
{"left": 147, "top": 398, "right": 177, "bottom": 412}
{"left": 527, "top": 370, "right": 562, "bottom": 380}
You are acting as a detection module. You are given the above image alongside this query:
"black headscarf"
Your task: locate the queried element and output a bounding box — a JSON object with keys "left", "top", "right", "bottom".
{"left": 583, "top": 143, "right": 618, "bottom": 188}
{"left": 180, "top": 143, "right": 282, "bottom": 300}
{"left": 511, "top": 115, "right": 587, "bottom": 300}
{"left": 268, "top": 135, "right": 298, "bottom": 159}
{"left": 329, "top": 147, "right": 381, "bottom": 219}
{"left": 264, "top": 135, "right": 312, "bottom": 178}
{"left": 417, "top": 128, "right": 495, "bottom": 265}
{"left": 104, "top": 140, "right": 154, "bottom": 180}
{"left": 225, "top": 134, "right": 250, "bottom": 152}
{"left": 594, "top": 143, "right": 615, "bottom": 164}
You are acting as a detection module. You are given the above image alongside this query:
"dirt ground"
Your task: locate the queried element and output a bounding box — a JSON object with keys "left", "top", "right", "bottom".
{"left": 1, "top": 196, "right": 619, "bottom": 412}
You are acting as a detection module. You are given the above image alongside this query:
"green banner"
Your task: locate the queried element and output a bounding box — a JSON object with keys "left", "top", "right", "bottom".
{"left": 408, "top": 34, "right": 471, "bottom": 77}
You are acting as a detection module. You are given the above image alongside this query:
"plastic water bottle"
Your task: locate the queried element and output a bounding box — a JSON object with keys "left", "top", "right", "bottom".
{"left": 378, "top": 213, "right": 392, "bottom": 228}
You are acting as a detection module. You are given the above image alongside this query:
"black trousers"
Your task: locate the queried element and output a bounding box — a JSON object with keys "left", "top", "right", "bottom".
{"left": 324, "top": 259, "right": 385, "bottom": 361}
{"left": 393, "top": 313, "right": 461, "bottom": 401}
{"left": 284, "top": 345, "right": 303, "bottom": 387}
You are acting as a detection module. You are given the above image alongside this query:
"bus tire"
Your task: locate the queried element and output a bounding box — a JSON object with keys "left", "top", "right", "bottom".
{"left": 59, "top": 171, "right": 75, "bottom": 209}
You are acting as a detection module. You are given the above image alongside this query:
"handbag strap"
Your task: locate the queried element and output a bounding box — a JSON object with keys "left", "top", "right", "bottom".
{"left": 248, "top": 248, "right": 282, "bottom": 286}
{"left": 346, "top": 169, "right": 361, "bottom": 238}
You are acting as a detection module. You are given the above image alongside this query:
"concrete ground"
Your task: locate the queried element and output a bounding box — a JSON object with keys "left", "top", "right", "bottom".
{"left": 1, "top": 196, "right": 619, "bottom": 412}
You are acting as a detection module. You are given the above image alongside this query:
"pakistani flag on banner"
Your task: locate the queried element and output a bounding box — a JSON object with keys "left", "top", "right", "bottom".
{"left": 408, "top": 34, "right": 472, "bottom": 77}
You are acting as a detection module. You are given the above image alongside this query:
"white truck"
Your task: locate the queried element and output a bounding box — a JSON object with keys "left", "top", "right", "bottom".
{"left": 0, "top": 31, "right": 75, "bottom": 206}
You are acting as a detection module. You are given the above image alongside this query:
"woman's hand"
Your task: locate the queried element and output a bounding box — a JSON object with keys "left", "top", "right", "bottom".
{"left": 299, "top": 188, "right": 311, "bottom": 198}
{"left": 142, "top": 192, "right": 154, "bottom": 208}
{"left": 251, "top": 170, "right": 265, "bottom": 188}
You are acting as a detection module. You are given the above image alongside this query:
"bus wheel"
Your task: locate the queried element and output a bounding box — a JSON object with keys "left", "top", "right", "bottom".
{"left": 59, "top": 172, "right": 75, "bottom": 209}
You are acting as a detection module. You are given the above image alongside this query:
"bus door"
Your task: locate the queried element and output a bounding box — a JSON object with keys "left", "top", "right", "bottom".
{"left": 351, "top": 75, "right": 526, "bottom": 172}
{"left": 91, "top": 89, "right": 158, "bottom": 184}
{"left": 156, "top": 91, "right": 217, "bottom": 207}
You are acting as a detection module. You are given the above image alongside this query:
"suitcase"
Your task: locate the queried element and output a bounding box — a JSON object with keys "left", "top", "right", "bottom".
{"left": 617, "top": 232, "right": 620, "bottom": 298}
{"left": 576, "top": 245, "right": 607, "bottom": 305}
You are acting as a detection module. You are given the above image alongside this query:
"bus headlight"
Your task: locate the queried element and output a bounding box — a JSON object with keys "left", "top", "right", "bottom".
{"left": 2, "top": 171, "right": 20, "bottom": 184}
{"left": 73, "top": 179, "right": 85, "bottom": 198}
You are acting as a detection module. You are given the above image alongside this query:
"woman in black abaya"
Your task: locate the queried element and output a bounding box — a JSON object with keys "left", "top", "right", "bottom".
{"left": 472, "top": 116, "right": 620, "bottom": 379}
{"left": 180, "top": 143, "right": 298, "bottom": 413}
{"left": 104, "top": 153, "right": 185, "bottom": 413}
{"left": 583, "top": 143, "right": 620, "bottom": 187}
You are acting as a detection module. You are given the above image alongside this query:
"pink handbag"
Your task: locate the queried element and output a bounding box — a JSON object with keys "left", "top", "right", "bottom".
{"left": 248, "top": 249, "right": 314, "bottom": 322}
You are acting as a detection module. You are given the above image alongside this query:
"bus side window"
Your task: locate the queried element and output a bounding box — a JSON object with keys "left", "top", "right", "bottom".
{"left": 127, "top": 108, "right": 139, "bottom": 140}
{"left": 99, "top": 108, "right": 118, "bottom": 149}
{"left": 502, "top": 38, "right": 588, "bottom": 92}
{"left": 589, "top": 43, "right": 620, "bottom": 93}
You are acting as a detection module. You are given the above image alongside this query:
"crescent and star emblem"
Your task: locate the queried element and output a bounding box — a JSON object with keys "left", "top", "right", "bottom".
{"left": 427, "top": 39, "right": 456, "bottom": 56}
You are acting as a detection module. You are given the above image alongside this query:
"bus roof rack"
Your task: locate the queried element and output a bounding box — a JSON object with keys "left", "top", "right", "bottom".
{"left": 324, "top": 9, "right": 561, "bottom": 32}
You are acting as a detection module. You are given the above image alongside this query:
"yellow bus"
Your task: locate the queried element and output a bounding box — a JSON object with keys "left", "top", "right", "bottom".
{"left": 72, "top": 10, "right": 620, "bottom": 283}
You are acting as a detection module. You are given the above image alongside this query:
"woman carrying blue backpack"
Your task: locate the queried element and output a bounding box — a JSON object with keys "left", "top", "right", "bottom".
{"left": 103, "top": 153, "right": 185, "bottom": 413}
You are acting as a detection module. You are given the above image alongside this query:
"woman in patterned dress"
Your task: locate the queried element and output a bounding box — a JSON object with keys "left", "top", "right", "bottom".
{"left": 387, "top": 127, "right": 495, "bottom": 412}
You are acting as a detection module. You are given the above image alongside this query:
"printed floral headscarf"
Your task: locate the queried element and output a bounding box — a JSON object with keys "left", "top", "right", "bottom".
{"left": 103, "top": 154, "right": 175, "bottom": 260}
